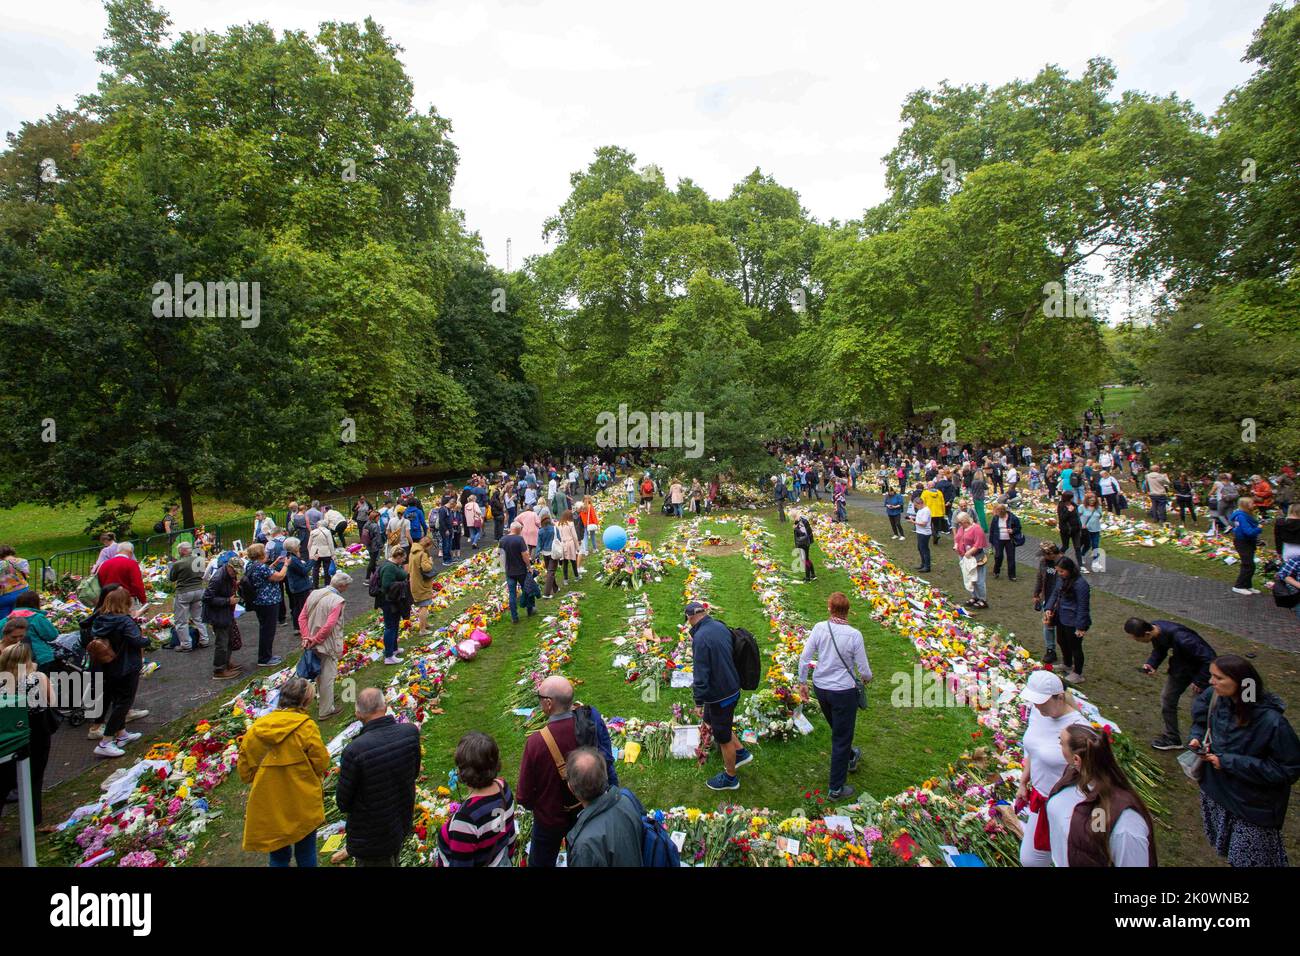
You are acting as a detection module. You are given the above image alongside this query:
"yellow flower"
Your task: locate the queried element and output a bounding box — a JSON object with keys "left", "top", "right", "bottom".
{"left": 436, "top": 786, "right": 451, "bottom": 797}
{"left": 177, "top": 786, "right": 189, "bottom": 800}
{"left": 182, "top": 755, "right": 197, "bottom": 773}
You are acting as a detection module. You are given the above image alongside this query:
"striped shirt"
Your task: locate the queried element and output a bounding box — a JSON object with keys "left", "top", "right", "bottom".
{"left": 435, "top": 781, "right": 517, "bottom": 867}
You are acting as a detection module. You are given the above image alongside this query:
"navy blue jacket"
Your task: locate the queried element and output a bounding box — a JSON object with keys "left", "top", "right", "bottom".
{"left": 90, "top": 613, "right": 150, "bottom": 679}
{"left": 1145, "top": 621, "right": 1215, "bottom": 686}
{"left": 1190, "top": 690, "right": 1300, "bottom": 828}
{"left": 1046, "top": 574, "right": 1091, "bottom": 632}
{"left": 690, "top": 615, "right": 740, "bottom": 704}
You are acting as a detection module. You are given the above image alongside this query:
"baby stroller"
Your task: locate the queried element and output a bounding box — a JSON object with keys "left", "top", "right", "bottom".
{"left": 47, "top": 632, "right": 92, "bottom": 727}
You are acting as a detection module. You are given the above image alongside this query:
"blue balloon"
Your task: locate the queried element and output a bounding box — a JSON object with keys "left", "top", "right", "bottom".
{"left": 603, "top": 525, "right": 628, "bottom": 551}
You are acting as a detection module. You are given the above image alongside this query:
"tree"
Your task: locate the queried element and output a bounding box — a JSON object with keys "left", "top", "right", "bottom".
{"left": 1125, "top": 295, "right": 1300, "bottom": 473}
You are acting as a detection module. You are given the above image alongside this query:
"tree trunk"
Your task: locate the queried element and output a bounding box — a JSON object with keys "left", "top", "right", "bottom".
{"left": 177, "top": 477, "right": 196, "bottom": 529}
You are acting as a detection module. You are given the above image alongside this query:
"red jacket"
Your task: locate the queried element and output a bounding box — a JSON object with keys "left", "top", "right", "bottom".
{"left": 96, "top": 554, "right": 147, "bottom": 604}
{"left": 516, "top": 715, "right": 580, "bottom": 830}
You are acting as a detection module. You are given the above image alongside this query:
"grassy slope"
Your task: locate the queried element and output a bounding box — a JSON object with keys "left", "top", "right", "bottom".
{"left": 841, "top": 503, "right": 1300, "bottom": 866}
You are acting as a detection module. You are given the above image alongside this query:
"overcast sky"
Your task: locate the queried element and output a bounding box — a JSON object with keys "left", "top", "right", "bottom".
{"left": 1, "top": 0, "right": 1276, "bottom": 269}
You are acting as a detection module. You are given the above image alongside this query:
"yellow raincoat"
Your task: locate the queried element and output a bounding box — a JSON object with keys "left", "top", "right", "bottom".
{"left": 238, "top": 708, "right": 330, "bottom": 853}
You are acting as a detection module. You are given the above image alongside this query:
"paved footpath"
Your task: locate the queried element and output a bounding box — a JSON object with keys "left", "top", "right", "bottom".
{"left": 844, "top": 491, "right": 1300, "bottom": 654}
{"left": 40, "top": 526, "right": 505, "bottom": 789}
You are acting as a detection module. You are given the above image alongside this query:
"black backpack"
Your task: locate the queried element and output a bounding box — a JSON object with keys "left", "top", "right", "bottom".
{"left": 367, "top": 567, "right": 384, "bottom": 598}
{"left": 729, "top": 626, "right": 761, "bottom": 690}
{"left": 237, "top": 573, "right": 260, "bottom": 608}
{"left": 153, "top": 518, "right": 167, "bottom": 534}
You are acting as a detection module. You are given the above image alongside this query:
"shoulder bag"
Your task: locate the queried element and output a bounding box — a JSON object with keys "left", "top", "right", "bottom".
{"left": 827, "top": 622, "right": 868, "bottom": 710}
{"left": 1177, "top": 699, "right": 1214, "bottom": 782}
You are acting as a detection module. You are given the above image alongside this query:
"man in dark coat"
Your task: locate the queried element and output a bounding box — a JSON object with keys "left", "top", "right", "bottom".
{"left": 336, "top": 687, "right": 422, "bottom": 866}
{"left": 1126, "top": 618, "right": 1216, "bottom": 751}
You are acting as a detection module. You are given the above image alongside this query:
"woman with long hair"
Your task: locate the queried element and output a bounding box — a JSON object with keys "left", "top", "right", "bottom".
{"left": 1045, "top": 723, "right": 1156, "bottom": 866}
{"left": 1189, "top": 655, "right": 1300, "bottom": 866}
{"left": 0, "top": 630, "right": 55, "bottom": 826}
{"left": 557, "top": 509, "right": 581, "bottom": 585}
{"left": 1044, "top": 556, "right": 1091, "bottom": 684}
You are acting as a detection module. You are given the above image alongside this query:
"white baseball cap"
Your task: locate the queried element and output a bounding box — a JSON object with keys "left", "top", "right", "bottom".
{"left": 1020, "top": 669, "right": 1065, "bottom": 705}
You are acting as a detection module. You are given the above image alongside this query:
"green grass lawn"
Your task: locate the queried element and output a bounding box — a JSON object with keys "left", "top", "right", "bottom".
{"left": 13, "top": 507, "right": 983, "bottom": 867}
{"left": 0, "top": 493, "right": 256, "bottom": 559}
{"left": 1101, "top": 385, "right": 1142, "bottom": 416}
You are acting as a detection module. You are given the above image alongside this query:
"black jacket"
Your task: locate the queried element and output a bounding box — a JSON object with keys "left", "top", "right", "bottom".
{"left": 1275, "top": 517, "right": 1300, "bottom": 553}
{"left": 1045, "top": 574, "right": 1091, "bottom": 632}
{"left": 336, "top": 716, "right": 422, "bottom": 859}
{"left": 1145, "top": 621, "right": 1215, "bottom": 686}
{"left": 988, "top": 513, "right": 1021, "bottom": 544}
{"left": 1190, "top": 690, "right": 1300, "bottom": 828}
{"left": 90, "top": 613, "right": 149, "bottom": 679}
{"left": 202, "top": 569, "right": 237, "bottom": 628}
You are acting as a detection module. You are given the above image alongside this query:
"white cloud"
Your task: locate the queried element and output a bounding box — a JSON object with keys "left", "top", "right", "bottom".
{"left": 0, "top": 0, "right": 1277, "bottom": 268}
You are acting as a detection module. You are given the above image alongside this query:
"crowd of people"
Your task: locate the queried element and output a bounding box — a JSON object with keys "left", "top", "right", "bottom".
{"left": 3, "top": 415, "right": 1299, "bottom": 868}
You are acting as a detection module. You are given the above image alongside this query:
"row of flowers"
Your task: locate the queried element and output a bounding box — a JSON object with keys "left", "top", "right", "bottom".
{"left": 1013, "top": 488, "right": 1279, "bottom": 569}
{"left": 48, "top": 546, "right": 514, "bottom": 866}
{"left": 505, "top": 592, "right": 585, "bottom": 719}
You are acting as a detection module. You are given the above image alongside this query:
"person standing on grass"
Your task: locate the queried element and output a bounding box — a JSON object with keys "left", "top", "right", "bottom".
{"left": 952, "top": 511, "right": 989, "bottom": 610}
{"left": 298, "top": 571, "right": 351, "bottom": 720}
{"left": 884, "top": 487, "right": 906, "bottom": 540}
{"left": 1046, "top": 724, "right": 1156, "bottom": 867}
{"left": 239, "top": 677, "right": 329, "bottom": 867}
{"left": 794, "top": 515, "right": 816, "bottom": 582}
{"left": 1014, "top": 670, "right": 1090, "bottom": 866}
{"left": 1190, "top": 655, "right": 1300, "bottom": 867}
{"left": 1125, "top": 618, "right": 1216, "bottom": 752}
{"left": 988, "top": 501, "right": 1021, "bottom": 582}
{"left": 1043, "top": 556, "right": 1090, "bottom": 684}
{"left": 377, "top": 546, "right": 409, "bottom": 664}
{"left": 907, "top": 491, "right": 933, "bottom": 572}
{"left": 407, "top": 535, "right": 436, "bottom": 635}
{"left": 516, "top": 676, "right": 617, "bottom": 867}
{"left": 435, "top": 731, "right": 517, "bottom": 867}
{"left": 337, "top": 687, "right": 422, "bottom": 867}
{"left": 499, "top": 521, "right": 535, "bottom": 623}
{"left": 1229, "top": 497, "right": 1262, "bottom": 596}
{"left": 564, "top": 747, "right": 647, "bottom": 867}
{"left": 798, "top": 591, "right": 870, "bottom": 802}
{"left": 970, "top": 469, "right": 989, "bottom": 532}
{"left": 685, "top": 601, "right": 754, "bottom": 792}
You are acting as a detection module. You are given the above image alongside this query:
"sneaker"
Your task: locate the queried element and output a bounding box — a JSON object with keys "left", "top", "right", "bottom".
{"left": 733, "top": 748, "right": 754, "bottom": 769}
{"left": 258, "top": 656, "right": 284, "bottom": 668}
{"left": 114, "top": 731, "right": 142, "bottom": 745}
{"left": 1067, "top": 673, "right": 1086, "bottom": 684}
{"left": 1232, "top": 587, "right": 1253, "bottom": 595}
{"left": 1151, "top": 735, "right": 1184, "bottom": 751}
{"left": 126, "top": 709, "right": 149, "bottom": 722}
{"left": 1061, "top": 671, "right": 1079, "bottom": 684}
{"left": 1081, "top": 567, "right": 1090, "bottom": 574}
{"left": 848, "top": 746, "right": 861, "bottom": 773}
{"left": 86, "top": 724, "right": 105, "bottom": 741}
{"left": 706, "top": 772, "right": 740, "bottom": 791}
{"left": 197, "top": 639, "right": 212, "bottom": 648}
{"left": 1043, "top": 649, "right": 1058, "bottom": 665}
{"left": 176, "top": 644, "right": 193, "bottom": 653}
{"left": 94, "top": 740, "right": 125, "bottom": 758}
{"left": 829, "top": 784, "right": 857, "bottom": 801}
{"left": 1249, "top": 588, "right": 1261, "bottom": 595}
{"left": 212, "top": 666, "right": 242, "bottom": 680}
{"left": 383, "top": 655, "right": 403, "bottom": 665}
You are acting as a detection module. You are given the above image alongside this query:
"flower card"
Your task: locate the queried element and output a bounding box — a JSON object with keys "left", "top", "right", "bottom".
{"left": 671, "top": 724, "right": 700, "bottom": 758}
{"left": 823, "top": 814, "right": 853, "bottom": 836}
{"left": 792, "top": 710, "right": 814, "bottom": 735}
{"left": 670, "top": 668, "right": 693, "bottom": 688}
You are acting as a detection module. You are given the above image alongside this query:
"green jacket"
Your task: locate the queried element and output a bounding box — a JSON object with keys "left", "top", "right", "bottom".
{"left": 0, "top": 610, "right": 58, "bottom": 665}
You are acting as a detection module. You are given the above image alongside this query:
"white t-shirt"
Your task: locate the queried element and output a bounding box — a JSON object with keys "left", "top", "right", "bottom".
{"left": 914, "top": 506, "right": 932, "bottom": 536}
{"left": 1023, "top": 708, "right": 1090, "bottom": 794}
{"left": 1046, "top": 786, "right": 1151, "bottom": 867}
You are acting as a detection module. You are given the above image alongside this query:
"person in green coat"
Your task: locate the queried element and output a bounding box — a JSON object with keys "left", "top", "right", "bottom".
{"left": 0, "top": 590, "right": 59, "bottom": 666}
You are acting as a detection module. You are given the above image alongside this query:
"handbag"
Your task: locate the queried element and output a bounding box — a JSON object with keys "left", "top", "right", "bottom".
{"left": 295, "top": 648, "right": 322, "bottom": 680}
{"left": 1273, "top": 574, "right": 1300, "bottom": 609}
{"left": 827, "top": 622, "right": 868, "bottom": 710}
{"left": 549, "top": 529, "right": 565, "bottom": 560}
{"left": 86, "top": 631, "right": 118, "bottom": 668}
{"left": 1178, "top": 704, "right": 1213, "bottom": 781}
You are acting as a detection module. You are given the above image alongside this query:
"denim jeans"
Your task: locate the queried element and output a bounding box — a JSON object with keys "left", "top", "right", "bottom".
{"left": 1160, "top": 671, "right": 1195, "bottom": 739}
{"left": 528, "top": 819, "right": 572, "bottom": 867}
{"left": 916, "top": 533, "right": 932, "bottom": 570}
{"left": 814, "top": 685, "right": 859, "bottom": 792}
{"left": 507, "top": 574, "right": 534, "bottom": 622}
{"left": 1151, "top": 495, "right": 1168, "bottom": 523}
{"left": 441, "top": 532, "right": 453, "bottom": 563}
{"left": 586, "top": 527, "right": 599, "bottom": 552}
{"left": 268, "top": 830, "right": 317, "bottom": 867}
{"left": 382, "top": 603, "right": 402, "bottom": 656}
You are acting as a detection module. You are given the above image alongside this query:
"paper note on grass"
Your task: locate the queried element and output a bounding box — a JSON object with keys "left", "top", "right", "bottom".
{"left": 670, "top": 669, "right": 693, "bottom": 688}
{"left": 671, "top": 725, "right": 700, "bottom": 758}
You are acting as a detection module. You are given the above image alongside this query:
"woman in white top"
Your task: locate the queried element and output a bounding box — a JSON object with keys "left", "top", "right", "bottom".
{"left": 797, "top": 592, "right": 871, "bottom": 802}
{"left": 1045, "top": 723, "right": 1156, "bottom": 867}
{"left": 1015, "top": 670, "right": 1090, "bottom": 866}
